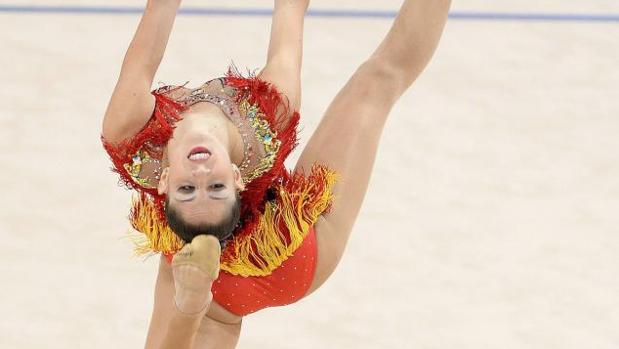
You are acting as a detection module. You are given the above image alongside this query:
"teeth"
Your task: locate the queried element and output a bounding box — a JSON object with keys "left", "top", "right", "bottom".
{"left": 189, "top": 152, "right": 209, "bottom": 160}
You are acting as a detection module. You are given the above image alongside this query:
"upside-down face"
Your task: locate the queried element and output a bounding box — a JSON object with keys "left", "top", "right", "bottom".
{"left": 158, "top": 110, "right": 244, "bottom": 227}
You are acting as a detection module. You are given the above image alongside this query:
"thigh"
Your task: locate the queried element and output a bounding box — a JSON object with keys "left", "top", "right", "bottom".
{"left": 299, "top": 62, "right": 404, "bottom": 292}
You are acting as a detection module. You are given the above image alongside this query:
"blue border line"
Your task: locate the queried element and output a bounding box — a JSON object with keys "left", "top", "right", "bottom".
{"left": 0, "top": 5, "right": 618, "bottom": 23}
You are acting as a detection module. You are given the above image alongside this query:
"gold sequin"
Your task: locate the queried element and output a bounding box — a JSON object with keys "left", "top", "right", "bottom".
{"left": 123, "top": 149, "right": 159, "bottom": 189}
{"left": 238, "top": 100, "right": 282, "bottom": 184}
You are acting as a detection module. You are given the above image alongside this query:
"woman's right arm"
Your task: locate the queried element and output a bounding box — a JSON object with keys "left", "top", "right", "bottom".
{"left": 102, "top": 0, "right": 182, "bottom": 143}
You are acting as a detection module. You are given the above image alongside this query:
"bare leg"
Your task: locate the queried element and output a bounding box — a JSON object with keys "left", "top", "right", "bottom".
{"left": 295, "top": 0, "right": 452, "bottom": 292}
{"left": 144, "top": 237, "right": 241, "bottom": 349}
{"left": 143, "top": 2, "right": 308, "bottom": 347}
{"left": 192, "top": 317, "right": 242, "bottom": 349}
{"left": 144, "top": 256, "right": 242, "bottom": 349}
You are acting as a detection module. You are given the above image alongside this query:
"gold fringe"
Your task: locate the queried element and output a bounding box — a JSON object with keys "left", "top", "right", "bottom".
{"left": 128, "top": 166, "right": 337, "bottom": 277}
{"left": 221, "top": 166, "right": 337, "bottom": 277}
{"left": 129, "top": 194, "right": 184, "bottom": 256}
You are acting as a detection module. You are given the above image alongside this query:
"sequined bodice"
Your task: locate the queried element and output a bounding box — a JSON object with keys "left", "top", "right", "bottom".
{"left": 120, "top": 78, "right": 282, "bottom": 190}
{"left": 102, "top": 71, "right": 337, "bottom": 287}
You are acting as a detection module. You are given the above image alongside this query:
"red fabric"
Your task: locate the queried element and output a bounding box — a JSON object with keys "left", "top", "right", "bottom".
{"left": 102, "top": 74, "right": 300, "bottom": 236}
{"left": 102, "top": 90, "right": 186, "bottom": 219}
{"left": 165, "top": 227, "right": 318, "bottom": 317}
{"left": 104, "top": 73, "right": 319, "bottom": 316}
{"left": 224, "top": 72, "right": 300, "bottom": 247}
{"left": 212, "top": 226, "right": 317, "bottom": 316}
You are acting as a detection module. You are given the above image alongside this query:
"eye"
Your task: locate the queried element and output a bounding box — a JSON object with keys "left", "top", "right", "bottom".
{"left": 178, "top": 185, "right": 195, "bottom": 193}
{"left": 209, "top": 183, "right": 225, "bottom": 191}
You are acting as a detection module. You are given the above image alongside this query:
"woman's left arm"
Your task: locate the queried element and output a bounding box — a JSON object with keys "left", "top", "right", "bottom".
{"left": 259, "top": 0, "right": 310, "bottom": 112}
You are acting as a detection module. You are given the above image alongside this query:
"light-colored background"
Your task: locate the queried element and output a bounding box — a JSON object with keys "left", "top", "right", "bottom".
{"left": 1, "top": 1, "right": 618, "bottom": 348}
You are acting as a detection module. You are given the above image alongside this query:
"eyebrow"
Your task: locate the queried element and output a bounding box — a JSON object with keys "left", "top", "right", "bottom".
{"left": 176, "top": 194, "right": 228, "bottom": 203}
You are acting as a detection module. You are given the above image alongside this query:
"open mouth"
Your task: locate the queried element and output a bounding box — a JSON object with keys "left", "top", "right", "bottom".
{"left": 188, "top": 146, "right": 211, "bottom": 161}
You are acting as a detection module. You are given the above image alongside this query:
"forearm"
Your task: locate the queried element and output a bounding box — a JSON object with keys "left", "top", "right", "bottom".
{"left": 266, "top": 0, "right": 309, "bottom": 65}
{"left": 259, "top": 0, "right": 309, "bottom": 112}
{"left": 102, "top": 0, "right": 181, "bottom": 140}
{"left": 119, "top": 0, "right": 182, "bottom": 87}
{"left": 370, "top": 0, "right": 451, "bottom": 88}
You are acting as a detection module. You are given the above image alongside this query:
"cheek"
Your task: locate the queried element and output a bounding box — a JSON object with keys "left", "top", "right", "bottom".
{"left": 165, "top": 167, "right": 187, "bottom": 191}
{"left": 167, "top": 148, "right": 184, "bottom": 167}
{"left": 212, "top": 160, "right": 233, "bottom": 177}
{"left": 167, "top": 149, "right": 190, "bottom": 175}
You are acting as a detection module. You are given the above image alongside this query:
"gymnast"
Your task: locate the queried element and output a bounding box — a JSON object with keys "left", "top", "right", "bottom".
{"left": 101, "top": 0, "right": 450, "bottom": 347}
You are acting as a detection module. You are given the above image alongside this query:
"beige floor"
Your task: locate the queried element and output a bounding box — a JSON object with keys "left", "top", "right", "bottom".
{"left": 1, "top": 1, "right": 618, "bottom": 348}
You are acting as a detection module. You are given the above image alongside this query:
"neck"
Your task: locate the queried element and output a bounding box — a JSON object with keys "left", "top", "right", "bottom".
{"left": 166, "top": 104, "right": 245, "bottom": 165}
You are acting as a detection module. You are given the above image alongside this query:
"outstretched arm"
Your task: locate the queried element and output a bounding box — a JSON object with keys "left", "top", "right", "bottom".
{"left": 102, "top": 0, "right": 182, "bottom": 142}
{"left": 258, "top": 0, "right": 310, "bottom": 112}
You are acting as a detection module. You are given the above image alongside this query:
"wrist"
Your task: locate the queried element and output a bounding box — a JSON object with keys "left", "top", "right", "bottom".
{"left": 147, "top": 0, "right": 182, "bottom": 10}
{"left": 275, "top": 0, "right": 310, "bottom": 11}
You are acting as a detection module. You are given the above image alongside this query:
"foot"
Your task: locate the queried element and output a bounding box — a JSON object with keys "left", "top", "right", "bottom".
{"left": 171, "top": 235, "right": 221, "bottom": 315}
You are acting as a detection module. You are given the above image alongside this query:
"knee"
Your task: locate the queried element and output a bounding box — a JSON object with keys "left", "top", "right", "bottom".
{"left": 353, "top": 57, "right": 411, "bottom": 101}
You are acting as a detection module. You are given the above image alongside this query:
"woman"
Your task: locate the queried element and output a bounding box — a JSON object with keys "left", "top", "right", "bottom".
{"left": 102, "top": 0, "right": 451, "bottom": 348}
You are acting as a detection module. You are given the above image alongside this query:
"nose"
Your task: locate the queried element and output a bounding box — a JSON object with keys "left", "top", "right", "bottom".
{"left": 192, "top": 167, "right": 212, "bottom": 176}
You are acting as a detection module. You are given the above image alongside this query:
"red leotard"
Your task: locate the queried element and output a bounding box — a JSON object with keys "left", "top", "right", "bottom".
{"left": 212, "top": 228, "right": 317, "bottom": 315}
{"left": 103, "top": 70, "right": 335, "bottom": 317}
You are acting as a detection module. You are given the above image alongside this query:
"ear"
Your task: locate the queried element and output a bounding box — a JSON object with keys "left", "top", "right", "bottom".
{"left": 232, "top": 164, "right": 245, "bottom": 191}
{"left": 157, "top": 167, "right": 170, "bottom": 195}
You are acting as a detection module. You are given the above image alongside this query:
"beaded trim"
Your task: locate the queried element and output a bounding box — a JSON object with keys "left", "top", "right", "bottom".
{"left": 183, "top": 84, "right": 256, "bottom": 181}
{"left": 123, "top": 149, "right": 161, "bottom": 189}
{"left": 238, "top": 100, "right": 281, "bottom": 184}
{"left": 122, "top": 79, "right": 281, "bottom": 189}
{"left": 177, "top": 80, "right": 281, "bottom": 184}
